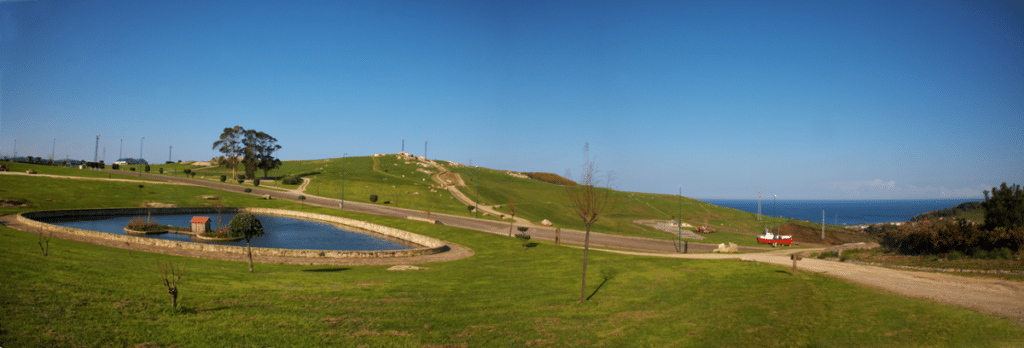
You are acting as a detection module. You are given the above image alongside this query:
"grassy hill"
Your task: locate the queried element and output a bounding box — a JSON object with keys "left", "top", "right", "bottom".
{"left": 1, "top": 175, "right": 1021, "bottom": 346}
{"left": 909, "top": 201, "right": 984, "bottom": 224}
{"left": 141, "top": 155, "right": 866, "bottom": 246}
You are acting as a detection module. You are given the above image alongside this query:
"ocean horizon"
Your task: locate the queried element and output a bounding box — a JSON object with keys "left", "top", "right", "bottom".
{"left": 701, "top": 199, "right": 983, "bottom": 226}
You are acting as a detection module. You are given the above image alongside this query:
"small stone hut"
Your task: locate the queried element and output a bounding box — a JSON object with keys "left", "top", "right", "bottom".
{"left": 190, "top": 216, "right": 211, "bottom": 234}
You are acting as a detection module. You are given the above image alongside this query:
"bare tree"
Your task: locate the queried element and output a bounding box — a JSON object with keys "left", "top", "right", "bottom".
{"left": 565, "top": 142, "right": 614, "bottom": 302}
{"left": 37, "top": 228, "right": 51, "bottom": 256}
{"left": 507, "top": 198, "right": 516, "bottom": 236}
{"left": 158, "top": 261, "right": 185, "bottom": 308}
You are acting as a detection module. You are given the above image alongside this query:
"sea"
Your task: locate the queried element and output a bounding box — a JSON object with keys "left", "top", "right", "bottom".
{"left": 701, "top": 199, "right": 983, "bottom": 226}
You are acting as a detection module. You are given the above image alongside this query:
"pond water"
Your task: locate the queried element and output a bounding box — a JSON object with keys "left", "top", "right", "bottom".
{"left": 38, "top": 213, "right": 414, "bottom": 251}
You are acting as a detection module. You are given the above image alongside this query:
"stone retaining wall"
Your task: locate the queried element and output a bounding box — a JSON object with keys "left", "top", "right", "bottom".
{"left": 18, "top": 207, "right": 448, "bottom": 259}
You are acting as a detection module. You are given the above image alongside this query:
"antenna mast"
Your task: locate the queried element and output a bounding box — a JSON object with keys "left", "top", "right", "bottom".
{"left": 94, "top": 135, "right": 100, "bottom": 162}
{"left": 757, "top": 190, "right": 762, "bottom": 221}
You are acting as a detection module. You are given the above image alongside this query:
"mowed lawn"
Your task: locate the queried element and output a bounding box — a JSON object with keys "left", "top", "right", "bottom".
{"left": 2, "top": 176, "right": 1023, "bottom": 347}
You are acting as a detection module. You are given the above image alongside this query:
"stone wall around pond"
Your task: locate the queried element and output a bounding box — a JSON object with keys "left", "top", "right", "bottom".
{"left": 17, "top": 207, "right": 449, "bottom": 259}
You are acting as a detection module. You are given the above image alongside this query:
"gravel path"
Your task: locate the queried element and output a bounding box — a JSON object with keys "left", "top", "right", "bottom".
{"left": 595, "top": 247, "right": 1024, "bottom": 324}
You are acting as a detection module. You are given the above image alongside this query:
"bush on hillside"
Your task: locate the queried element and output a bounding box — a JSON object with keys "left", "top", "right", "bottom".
{"left": 145, "top": 165, "right": 150, "bottom": 172}
{"left": 879, "top": 220, "right": 1024, "bottom": 255}
{"left": 238, "top": 174, "right": 246, "bottom": 181}
{"left": 253, "top": 179, "right": 260, "bottom": 187}
{"left": 525, "top": 172, "right": 577, "bottom": 186}
{"left": 159, "top": 168, "right": 164, "bottom": 174}
{"left": 983, "top": 182, "right": 1024, "bottom": 230}
{"left": 237, "top": 179, "right": 244, "bottom": 184}
{"left": 112, "top": 164, "right": 120, "bottom": 170}
{"left": 183, "top": 169, "right": 191, "bottom": 175}
{"left": 220, "top": 175, "right": 227, "bottom": 182}
{"left": 244, "top": 188, "right": 252, "bottom": 193}
{"left": 281, "top": 175, "right": 302, "bottom": 185}
{"left": 370, "top": 194, "right": 378, "bottom": 203}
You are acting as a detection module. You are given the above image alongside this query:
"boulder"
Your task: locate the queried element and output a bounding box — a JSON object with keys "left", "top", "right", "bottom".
{"left": 261, "top": 194, "right": 272, "bottom": 200}
{"left": 387, "top": 265, "right": 427, "bottom": 271}
{"left": 712, "top": 242, "right": 739, "bottom": 253}
{"left": 541, "top": 219, "right": 553, "bottom": 226}
{"left": 26, "top": 169, "right": 36, "bottom": 174}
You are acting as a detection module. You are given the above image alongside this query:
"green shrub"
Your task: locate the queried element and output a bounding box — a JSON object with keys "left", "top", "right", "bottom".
{"left": 253, "top": 179, "right": 260, "bottom": 187}
{"left": 244, "top": 188, "right": 252, "bottom": 193}
{"left": 973, "top": 248, "right": 989, "bottom": 259}
{"left": 238, "top": 174, "right": 246, "bottom": 181}
{"left": 112, "top": 164, "right": 120, "bottom": 170}
{"left": 159, "top": 168, "right": 164, "bottom": 174}
{"left": 993, "top": 247, "right": 1013, "bottom": 260}
{"left": 948, "top": 251, "right": 965, "bottom": 260}
{"left": 145, "top": 165, "right": 150, "bottom": 172}
{"left": 370, "top": 194, "right": 378, "bottom": 203}
{"left": 281, "top": 175, "right": 302, "bottom": 185}
{"left": 220, "top": 175, "right": 226, "bottom": 182}
{"left": 228, "top": 213, "right": 264, "bottom": 239}
{"left": 130, "top": 167, "right": 136, "bottom": 171}
{"left": 183, "top": 169, "right": 191, "bottom": 175}
{"left": 237, "top": 179, "right": 244, "bottom": 184}
{"left": 298, "top": 195, "right": 306, "bottom": 202}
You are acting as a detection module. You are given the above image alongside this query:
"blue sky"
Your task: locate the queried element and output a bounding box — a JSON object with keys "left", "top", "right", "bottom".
{"left": 2, "top": 0, "right": 1022, "bottom": 200}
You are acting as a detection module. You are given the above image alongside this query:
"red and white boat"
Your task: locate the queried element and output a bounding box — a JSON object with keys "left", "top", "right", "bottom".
{"left": 757, "top": 232, "right": 793, "bottom": 246}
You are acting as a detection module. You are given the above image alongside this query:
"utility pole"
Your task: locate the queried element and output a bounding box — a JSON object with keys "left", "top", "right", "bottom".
{"left": 402, "top": 139, "right": 404, "bottom": 153}
{"left": 471, "top": 159, "right": 478, "bottom": 218}
{"left": 341, "top": 153, "right": 346, "bottom": 209}
{"left": 169, "top": 145, "right": 172, "bottom": 163}
{"left": 51, "top": 138, "right": 55, "bottom": 164}
{"left": 94, "top": 135, "right": 100, "bottom": 162}
{"left": 119, "top": 139, "right": 123, "bottom": 161}
{"left": 424, "top": 140, "right": 428, "bottom": 160}
{"left": 139, "top": 137, "right": 144, "bottom": 177}
{"left": 675, "top": 185, "right": 683, "bottom": 253}
{"left": 757, "top": 189, "right": 762, "bottom": 221}
{"left": 12, "top": 140, "right": 16, "bottom": 160}
{"left": 822, "top": 210, "right": 825, "bottom": 240}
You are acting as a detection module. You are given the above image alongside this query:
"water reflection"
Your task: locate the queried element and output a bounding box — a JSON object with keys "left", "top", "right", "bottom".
{"left": 40, "top": 213, "right": 413, "bottom": 251}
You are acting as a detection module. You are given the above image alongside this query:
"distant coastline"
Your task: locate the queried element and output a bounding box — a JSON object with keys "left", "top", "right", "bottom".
{"left": 702, "top": 199, "right": 984, "bottom": 226}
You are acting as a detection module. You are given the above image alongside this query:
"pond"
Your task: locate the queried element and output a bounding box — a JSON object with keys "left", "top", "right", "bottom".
{"left": 39, "top": 213, "right": 414, "bottom": 251}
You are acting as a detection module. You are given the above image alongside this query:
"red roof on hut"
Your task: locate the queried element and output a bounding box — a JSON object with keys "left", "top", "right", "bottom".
{"left": 191, "top": 216, "right": 210, "bottom": 224}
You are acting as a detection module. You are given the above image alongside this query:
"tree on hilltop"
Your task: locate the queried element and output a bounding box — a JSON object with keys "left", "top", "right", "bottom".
{"left": 251, "top": 131, "right": 282, "bottom": 179}
{"left": 212, "top": 126, "right": 245, "bottom": 181}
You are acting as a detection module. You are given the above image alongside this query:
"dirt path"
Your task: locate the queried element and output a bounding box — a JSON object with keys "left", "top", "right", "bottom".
{"left": 0, "top": 171, "right": 183, "bottom": 184}
{"left": 595, "top": 247, "right": 1024, "bottom": 324}
{"left": 423, "top": 161, "right": 533, "bottom": 225}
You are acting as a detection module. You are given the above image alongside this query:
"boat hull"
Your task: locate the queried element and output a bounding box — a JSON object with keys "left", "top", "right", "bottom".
{"left": 757, "top": 237, "right": 793, "bottom": 245}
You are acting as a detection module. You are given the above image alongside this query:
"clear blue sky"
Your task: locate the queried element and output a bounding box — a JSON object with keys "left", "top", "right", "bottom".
{"left": 2, "top": 0, "right": 1022, "bottom": 200}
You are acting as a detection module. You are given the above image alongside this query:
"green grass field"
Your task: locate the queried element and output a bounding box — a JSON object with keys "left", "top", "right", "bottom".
{"left": 2, "top": 175, "right": 1023, "bottom": 347}
{"left": 2, "top": 162, "right": 164, "bottom": 182}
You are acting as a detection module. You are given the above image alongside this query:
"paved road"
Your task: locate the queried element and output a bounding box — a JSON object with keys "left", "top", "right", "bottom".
{"left": 102, "top": 170, "right": 759, "bottom": 253}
